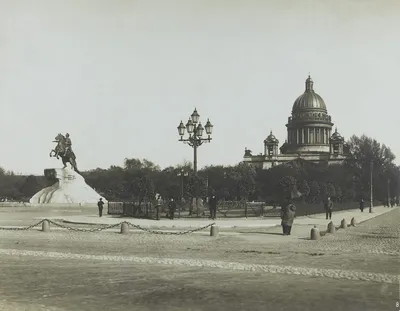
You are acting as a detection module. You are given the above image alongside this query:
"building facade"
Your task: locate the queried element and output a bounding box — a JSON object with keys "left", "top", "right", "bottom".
{"left": 243, "top": 76, "right": 349, "bottom": 169}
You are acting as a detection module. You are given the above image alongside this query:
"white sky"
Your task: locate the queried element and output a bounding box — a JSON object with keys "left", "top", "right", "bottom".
{"left": 0, "top": 0, "right": 399, "bottom": 175}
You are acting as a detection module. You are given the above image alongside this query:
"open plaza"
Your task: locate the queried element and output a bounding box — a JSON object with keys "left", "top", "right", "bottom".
{"left": 0, "top": 203, "right": 399, "bottom": 310}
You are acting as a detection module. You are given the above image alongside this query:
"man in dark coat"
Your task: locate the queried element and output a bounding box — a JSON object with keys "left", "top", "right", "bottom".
{"left": 208, "top": 195, "right": 217, "bottom": 220}
{"left": 324, "top": 197, "right": 333, "bottom": 220}
{"left": 168, "top": 198, "right": 176, "bottom": 220}
{"left": 281, "top": 198, "right": 296, "bottom": 235}
{"left": 359, "top": 199, "right": 364, "bottom": 212}
{"left": 97, "top": 198, "right": 104, "bottom": 217}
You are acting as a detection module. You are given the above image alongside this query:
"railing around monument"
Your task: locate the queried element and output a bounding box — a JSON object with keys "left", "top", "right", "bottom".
{"left": 107, "top": 200, "right": 278, "bottom": 218}
{"left": 106, "top": 200, "right": 377, "bottom": 219}
{"left": 107, "top": 201, "right": 154, "bottom": 218}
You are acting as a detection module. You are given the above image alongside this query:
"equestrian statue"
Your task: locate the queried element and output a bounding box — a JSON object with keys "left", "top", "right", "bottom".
{"left": 49, "top": 133, "right": 79, "bottom": 173}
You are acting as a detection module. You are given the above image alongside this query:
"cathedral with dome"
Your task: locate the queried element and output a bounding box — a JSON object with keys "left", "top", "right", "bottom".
{"left": 243, "top": 75, "right": 349, "bottom": 169}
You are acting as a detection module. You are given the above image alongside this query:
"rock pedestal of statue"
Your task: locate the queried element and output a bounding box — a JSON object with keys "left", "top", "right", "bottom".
{"left": 30, "top": 168, "right": 106, "bottom": 205}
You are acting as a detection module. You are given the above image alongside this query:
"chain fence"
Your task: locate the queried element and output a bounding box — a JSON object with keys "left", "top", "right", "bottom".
{"left": 0, "top": 219, "right": 215, "bottom": 235}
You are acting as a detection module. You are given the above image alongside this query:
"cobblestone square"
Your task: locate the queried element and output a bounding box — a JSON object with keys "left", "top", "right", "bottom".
{"left": 0, "top": 206, "right": 399, "bottom": 310}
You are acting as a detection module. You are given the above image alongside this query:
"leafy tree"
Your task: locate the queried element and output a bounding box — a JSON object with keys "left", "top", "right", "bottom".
{"left": 164, "top": 184, "right": 181, "bottom": 200}
{"left": 224, "top": 163, "right": 257, "bottom": 200}
{"left": 124, "top": 158, "right": 143, "bottom": 170}
{"left": 319, "top": 181, "right": 328, "bottom": 201}
{"left": 335, "top": 185, "right": 343, "bottom": 202}
{"left": 185, "top": 176, "right": 207, "bottom": 199}
{"left": 309, "top": 181, "right": 320, "bottom": 203}
{"left": 277, "top": 176, "right": 297, "bottom": 202}
{"left": 345, "top": 135, "right": 397, "bottom": 201}
{"left": 129, "top": 176, "right": 155, "bottom": 206}
{"left": 326, "top": 182, "right": 336, "bottom": 198}
{"left": 19, "top": 175, "right": 44, "bottom": 198}
{"left": 297, "top": 180, "right": 310, "bottom": 203}
{"left": 298, "top": 180, "right": 310, "bottom": 197}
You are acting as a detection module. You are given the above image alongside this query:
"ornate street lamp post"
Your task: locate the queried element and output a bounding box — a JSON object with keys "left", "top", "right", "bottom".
{"left": 177, "top": 169, "right": 189, "bottom": 218}
{"left": 177, "top": 108, "right": 213, "bottom": 176}
{"left": 369, "top": 160, "right": 373, "bottom": 213}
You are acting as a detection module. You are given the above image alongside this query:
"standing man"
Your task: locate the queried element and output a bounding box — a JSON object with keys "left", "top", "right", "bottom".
{"left": 325, "top": 197, "right": 333, "bottom": 220}
{"left": 281, "top": 197, "right": 296, "bottom": 235}
{"left": 154, "top": 195, "right": 163, "bottom": 220}
{"left": 168, "top": 198, "right": 176, "bottom": 220}
{"left": 97, "top": 198, "right": 104, "bottom": 217}
{"left": 209, "top": 194, "right": 217, "bottom": 220}
{"left": 359, "top": 198, "right": 364, "bottom": 212}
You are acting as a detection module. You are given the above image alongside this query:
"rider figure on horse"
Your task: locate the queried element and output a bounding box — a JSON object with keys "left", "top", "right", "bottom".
{"left": 64, "top": 133, "right": 72, "bottom": 157}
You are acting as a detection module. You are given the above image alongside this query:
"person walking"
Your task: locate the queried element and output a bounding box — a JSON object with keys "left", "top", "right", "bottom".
{"left": 324, "top": 197, "right": 333, "bottom": 220}
{"left": 281, "top": 198, "right": 296, "bottom": 235}
{"left": 359, "top": 198, "right": 364, "bottom": 212}
{"left": 168, "top": 198, "right": 176, "bottom": 220}
{"left": 209, "top": 194, "right": 217, "bottom": 220}
{"left": 97, "top": 198, "right": 104, "bottom": 217}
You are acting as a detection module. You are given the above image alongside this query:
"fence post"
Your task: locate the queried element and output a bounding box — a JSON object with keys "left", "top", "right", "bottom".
{"left": 42, "top": 220, "right": 50, "bottom": 232}
{"left": 310, "top": 226, "right": 320, "bottom": 240}
{"left": 120, "top": 222, "right": 129, "bottom": 234}
{"left": 244, "top": 201, "right": 248, "bottom": 218}
{"left": 327, "top": 221, "right": 335, "bottom": 233}
{"left": 210, "top": 225, "right": 219, "bottom": 237}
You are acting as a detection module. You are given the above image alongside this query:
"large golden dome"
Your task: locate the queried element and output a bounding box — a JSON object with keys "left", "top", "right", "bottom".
{"left": 292, "top": 76, "right": 327, "bottom": 113}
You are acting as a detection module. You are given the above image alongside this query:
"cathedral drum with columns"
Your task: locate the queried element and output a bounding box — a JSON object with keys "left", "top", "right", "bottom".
{"left": 243, "top": 75, "right": 349, "bottom": 169}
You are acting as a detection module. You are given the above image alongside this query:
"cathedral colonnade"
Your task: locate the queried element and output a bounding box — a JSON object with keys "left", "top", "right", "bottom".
{"left": 287, "top": 127, "right": 332, "bottom": 145}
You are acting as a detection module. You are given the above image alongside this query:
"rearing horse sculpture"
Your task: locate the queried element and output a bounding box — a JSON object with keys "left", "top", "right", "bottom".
{"left": 49, "top": 133, "right": 79, "bottom": 173}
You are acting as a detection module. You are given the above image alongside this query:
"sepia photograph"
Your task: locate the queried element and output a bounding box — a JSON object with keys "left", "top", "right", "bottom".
{"left": 0, "top": 0, "right": 399, "bottom": 310}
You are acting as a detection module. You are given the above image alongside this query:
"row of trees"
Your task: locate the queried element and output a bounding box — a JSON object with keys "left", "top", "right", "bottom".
{"left": 1, "top": 135, "right": 399, "bottom": 205}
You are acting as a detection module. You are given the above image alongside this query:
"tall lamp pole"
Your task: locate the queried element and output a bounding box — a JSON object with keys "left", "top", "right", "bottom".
{"left": 177, "top": 108, "right": 213, "bottom": 176}
{"left": 369, "top": 160, "right": 373, "bottom": 213}
{"left": 387, "top": 178, "right": 391, "bottom": 207}
{"left": 177, "top": 169, "right": 189, "bottom": 218}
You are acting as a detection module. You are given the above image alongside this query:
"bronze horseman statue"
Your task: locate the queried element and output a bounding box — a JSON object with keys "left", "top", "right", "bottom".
{"left": 49, "top": 133, "right": 79, "bottom": 173}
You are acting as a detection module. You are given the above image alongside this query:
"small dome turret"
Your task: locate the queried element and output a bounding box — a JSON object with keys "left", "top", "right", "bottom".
{"left": 264, "top": 131, "right": 279, "bottom": 145}
{"left": 330, "top": 128, "right": 344, "bottom": 141}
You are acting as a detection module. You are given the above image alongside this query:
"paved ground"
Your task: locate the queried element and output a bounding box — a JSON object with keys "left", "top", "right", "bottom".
{"left": 0, "top": 206, "right": 398, "bottom": 310}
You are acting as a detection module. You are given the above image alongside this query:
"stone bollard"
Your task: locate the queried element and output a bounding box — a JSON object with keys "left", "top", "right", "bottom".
{"left": 340, "top": 218, "right": 348, "bottom": 229}
{"left": 350, "top": 217, "right": 357, "bottom": 227}
{"left": 41, "top": 220, "right": 50, "bottom": 232}
{"left": 210, "top": 225, "right": 219, "bottom": 237}
{"left": 327, "top": 221, "right": 335, "bottom": 234}
{"left": 310, "top": 226, "right": 320, "bottom": 240}
{"left": 120, "top": 222, "right": 129, "bottom": 234}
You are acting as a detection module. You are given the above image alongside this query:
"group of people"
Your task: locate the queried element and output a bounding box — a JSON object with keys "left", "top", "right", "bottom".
{"left": 154, "top": 195, "right": 218, "bottom": 221}
{"left": 280, "top": 196, "right": 369, "bottom": 236}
